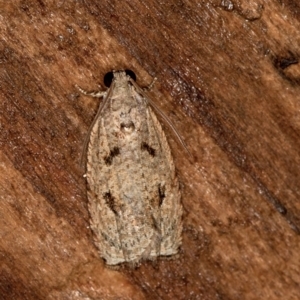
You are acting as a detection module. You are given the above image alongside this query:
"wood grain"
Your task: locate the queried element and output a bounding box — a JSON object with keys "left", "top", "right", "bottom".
{"left": 0, "top": 0, "right": 299, "bottom": 299}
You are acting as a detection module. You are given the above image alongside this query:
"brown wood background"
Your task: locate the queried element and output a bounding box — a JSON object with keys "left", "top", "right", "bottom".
{"left": 0, "top": 0, "right": 300, "bottom": 299}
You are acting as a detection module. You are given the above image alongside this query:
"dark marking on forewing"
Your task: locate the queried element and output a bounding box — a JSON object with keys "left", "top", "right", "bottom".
{"left": 141, "top": 142, "right": 156, "bottom": 157}
{"left": 158, "top": 183, "right": 165, "bottom": 206}
{"left": 151, "top": 215, "right": 160, "bottom": 233}
{"left": 104, "top": 147, "right": 120, "bottom": 165}
{"left": 103, "top": 191, "right": 118, "bottom": 215}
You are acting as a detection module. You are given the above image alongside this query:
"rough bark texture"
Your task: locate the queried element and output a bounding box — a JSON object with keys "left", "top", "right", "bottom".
{"left": 0, "top": 0, "right": 299, "bottom": 299}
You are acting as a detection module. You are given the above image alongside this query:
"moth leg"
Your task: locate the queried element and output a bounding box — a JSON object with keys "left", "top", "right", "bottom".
{"left": 75, "top": 84, "right": 106, "bottom": 98}
{"left": 143, "top": 77, "right": 157, "bottom": 92}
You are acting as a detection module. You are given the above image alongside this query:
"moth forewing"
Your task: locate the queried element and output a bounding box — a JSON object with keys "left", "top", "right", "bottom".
{"left": 79, "top": 70, "right": 182, "bottom": 266}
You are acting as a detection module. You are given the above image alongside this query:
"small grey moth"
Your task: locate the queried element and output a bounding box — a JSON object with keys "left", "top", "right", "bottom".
{"left": 77, "top": 70, "right": 182, "bottom": 266}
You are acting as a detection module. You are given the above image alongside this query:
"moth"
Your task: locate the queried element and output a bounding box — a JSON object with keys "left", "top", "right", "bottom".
{"left": 77, "top": 70, "right": 182, "bottom": 266}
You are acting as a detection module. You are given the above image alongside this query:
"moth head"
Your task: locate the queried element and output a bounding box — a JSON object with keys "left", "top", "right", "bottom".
{"left": 103, "top": 70, "right": 136, "bottom": 87}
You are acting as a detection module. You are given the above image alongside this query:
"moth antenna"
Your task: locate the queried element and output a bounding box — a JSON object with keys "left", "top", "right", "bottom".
{"left": 149, "top": 99, "right": 192, "bottom": 158}
{"left": 75, "top": 84, "right": 106, "bottom": 98}
{"left": 130, "top": 78, "right": 192, "bottom": 158}
{"left": 143, "top": 77, "right": 157, "bottom": 91}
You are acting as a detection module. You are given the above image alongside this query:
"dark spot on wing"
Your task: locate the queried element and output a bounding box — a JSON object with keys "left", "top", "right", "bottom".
{"left": 141, "top": 142, "right": 156, "bottom": 157}
{"left": 104, "top": 147, "right": 120, "bottom": 165}
{"left": 151, "top": 215, "right": 160, "bottom": 232}
{"left": 158, "top": 183, "right": 165, "bottom": 206}
{"left": 103, "top": 191, "right": 118, "bottom": 215}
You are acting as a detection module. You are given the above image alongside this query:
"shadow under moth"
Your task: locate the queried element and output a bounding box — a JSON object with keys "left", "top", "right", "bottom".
{"left": 77, "top": 70, "right": 182, "bottom": 266}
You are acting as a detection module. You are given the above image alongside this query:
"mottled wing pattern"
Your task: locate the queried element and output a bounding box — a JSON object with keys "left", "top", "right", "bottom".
{"left": 146, "top": 107, "right": 182, "bottom": 256}
{"left": 86, "top": 72, "right": 182, "bottom": 265}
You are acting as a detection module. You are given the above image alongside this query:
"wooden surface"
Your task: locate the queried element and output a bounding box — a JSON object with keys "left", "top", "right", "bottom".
{"left": 0, "top": 0, "right": 300, "bottom": 299}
